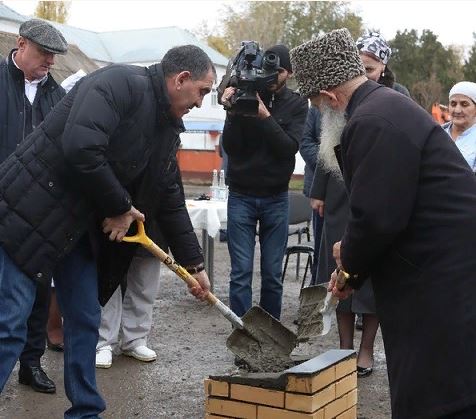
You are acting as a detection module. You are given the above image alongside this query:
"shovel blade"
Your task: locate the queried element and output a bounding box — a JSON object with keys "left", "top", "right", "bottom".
{"left": 226, "top": 306, "right": 297, "bottom": 372}
{"left": 297, "top": 285, "right": 338, "bottom": 340}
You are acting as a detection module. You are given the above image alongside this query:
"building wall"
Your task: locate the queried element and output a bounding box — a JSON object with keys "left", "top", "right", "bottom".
{"left": 0, "top": 20, "right": 20, "bottom": 34}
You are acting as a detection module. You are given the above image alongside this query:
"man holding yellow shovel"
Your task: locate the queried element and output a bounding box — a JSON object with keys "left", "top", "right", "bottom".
{"left": 0, "top": 44, "right": 212, "bottom": 418}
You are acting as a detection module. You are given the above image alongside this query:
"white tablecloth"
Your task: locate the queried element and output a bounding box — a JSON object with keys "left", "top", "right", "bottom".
{"left": 186, "top": 199, "right": 227, "bottom": 238}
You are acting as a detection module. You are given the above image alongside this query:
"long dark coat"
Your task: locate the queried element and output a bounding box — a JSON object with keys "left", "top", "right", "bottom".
{"left": 340, "top": 80, "right": 476, "bottom": 418}
{"left": 0, "top": 63, "right": 203, "bottom": 304}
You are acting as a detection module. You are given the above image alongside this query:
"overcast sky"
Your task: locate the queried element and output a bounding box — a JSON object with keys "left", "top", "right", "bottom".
{"left": 4, "top": 0, "right": 475, "bottom": 47}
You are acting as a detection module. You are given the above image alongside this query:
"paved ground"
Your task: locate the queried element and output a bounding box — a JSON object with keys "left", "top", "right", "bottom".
{"left": 0, "top": 184, "right": 391, "bottom": 418}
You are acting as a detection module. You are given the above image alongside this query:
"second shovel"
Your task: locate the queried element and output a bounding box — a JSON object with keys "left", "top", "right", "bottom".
{"left": 296, "top": 270, "right": 349, "bottom": 340}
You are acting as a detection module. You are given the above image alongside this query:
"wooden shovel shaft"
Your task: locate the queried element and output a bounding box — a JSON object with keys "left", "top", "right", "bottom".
{"left": 143, "top": 240, "right": 217, "bottom": 302}
{"left": 336, "top": 270, "right": 349, "bottom": 290}
{"left": 123, "top": 221, "right": 244, "bottom": 330}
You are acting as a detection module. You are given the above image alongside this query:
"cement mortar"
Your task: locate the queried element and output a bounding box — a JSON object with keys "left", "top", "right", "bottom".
{"left": 297, "top": 285, "right": 328, "bottom": 341}
{"left": 226, "top": 306, "right": 297, "bottom": 372}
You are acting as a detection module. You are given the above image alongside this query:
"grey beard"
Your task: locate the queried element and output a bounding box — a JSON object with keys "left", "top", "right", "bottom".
{"left": 317, "top": 104, "right": 347, "bottom": 179}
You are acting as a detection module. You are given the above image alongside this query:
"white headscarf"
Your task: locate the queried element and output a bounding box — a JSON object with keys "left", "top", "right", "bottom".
{"left": 449, "top": 81, "right": 476, "bottom": 103}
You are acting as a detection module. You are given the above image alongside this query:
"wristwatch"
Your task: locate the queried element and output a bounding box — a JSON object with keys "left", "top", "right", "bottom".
{"left": 185, "top": 263, "right": 205, "bottom": 274}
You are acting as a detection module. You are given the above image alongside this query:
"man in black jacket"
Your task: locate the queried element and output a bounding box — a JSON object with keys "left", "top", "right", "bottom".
{"left": 291, "top": 29, "right": 476, "bottom": 419}
{"left": 221, "top": 44, "right": 308, "bottom": 322}
{"left": 0, "top": 44, "right": 212, "bottom": 418}
{"left": 0, "top": 19, "right": 68, "bottom": 395}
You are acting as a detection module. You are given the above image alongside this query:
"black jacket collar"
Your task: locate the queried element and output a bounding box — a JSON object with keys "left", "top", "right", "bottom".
{"left": 345, "top": 79, "right": 381, "bottom": 118}
{"left": 147, "top": 63, "right": 185, "bottom": 133}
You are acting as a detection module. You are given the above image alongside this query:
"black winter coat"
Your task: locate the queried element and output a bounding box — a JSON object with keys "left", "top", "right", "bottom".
{"left": 299, "top": 106, "right": 321, "bottom": 197}
{"left": 340, "top": 81, "right": 476, "bottom": 418}
{"left": 222, "top": 87, "right": 308, "bottom": 196}
{"left": 0, "top": 49, "right": 65, "bottom": 161}
{"left": 0, "top": 63, "right": 203, "bottom": 304}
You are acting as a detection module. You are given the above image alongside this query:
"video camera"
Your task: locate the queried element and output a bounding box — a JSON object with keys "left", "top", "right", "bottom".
{"left": 217, "top": 41, "right": 280, "bottom": 116}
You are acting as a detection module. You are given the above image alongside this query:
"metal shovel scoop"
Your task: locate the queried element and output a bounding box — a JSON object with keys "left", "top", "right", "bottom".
{"left": 291, "top": 271, "right": 349, "bottom": 361}
{"left": 297, "top": 271, "right": 349, "bottom": 340}
{"left": 123, "top": 221, "right": 297, "bottom": 371}
{"left": 226, "top": 306, "right": 297, "bottom": 372}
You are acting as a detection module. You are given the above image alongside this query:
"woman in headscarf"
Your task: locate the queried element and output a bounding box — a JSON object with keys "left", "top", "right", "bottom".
{"left": 357, "top": 31, "right": 411, "bottom": 96}
{"left": 442, "top": 81, "right": 476, "bottom": 172}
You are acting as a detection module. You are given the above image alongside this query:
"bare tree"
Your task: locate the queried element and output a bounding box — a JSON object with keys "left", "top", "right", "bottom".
{"left": 34, "top": 1, "right": 71, "bottom": 24}
{"left": 412, "top": 74, "right": 443, "bottom": 111}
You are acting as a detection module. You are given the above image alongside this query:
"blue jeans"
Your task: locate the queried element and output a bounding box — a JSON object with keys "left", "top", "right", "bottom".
{"left": 0, "top": 239, "right": 105, "bottom": 418}
{"left": 227, "top": 191, "right": 289, "bottom": 319}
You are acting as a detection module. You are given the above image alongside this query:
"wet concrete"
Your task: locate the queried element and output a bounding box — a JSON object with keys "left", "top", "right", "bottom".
{"left": 297, "top": 285, "right": 329, "bottom": 340}
{"left": 0, "top": 184, "right": 391, "bottom": 419}
{"left": 226, "top": 306, "right": 297, "bottom": 372}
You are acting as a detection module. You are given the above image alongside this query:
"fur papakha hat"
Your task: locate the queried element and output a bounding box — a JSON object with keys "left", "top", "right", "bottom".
{"left": 290, "top": 28, "right": 365, "bottom": 97}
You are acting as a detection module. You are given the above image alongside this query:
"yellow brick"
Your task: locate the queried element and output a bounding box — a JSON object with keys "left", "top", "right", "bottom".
{"left": 323, "top": 395, "right": 348, "bottom": 419}
{"left": 336, "top": 405, "right": 357, "bottom": 419}
{"left": 257, "top": 405, "right": 324, "bottom": 419}
{"left": 335, "top": 358, "right": 356, "bottom": 380}
{"left": 206, "top": 397, "right": 257, "bottom": 419}
{"left": 231, "top": 383, "right": 285, "bottom": 408}
{"left": 335, "top": 373, "right": 357, "bottom": 398}
{"left": 205, "top": 379, "right": 230, "bottom": 398}
{"left": 285, "top": 384, "right": 335, "bottom": 413}
{"left": 346, "top": 388, "right": 358, "bottom": 408}
{"left": 286, "top": 367, "right": 336, "bottom": 394}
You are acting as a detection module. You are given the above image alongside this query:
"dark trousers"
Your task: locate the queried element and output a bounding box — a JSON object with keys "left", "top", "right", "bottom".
{"left": 310, "top": 210, "right": 324, "bottom": 285}
{"left": 19, "top": 281, "right": 50, "bottom": 367}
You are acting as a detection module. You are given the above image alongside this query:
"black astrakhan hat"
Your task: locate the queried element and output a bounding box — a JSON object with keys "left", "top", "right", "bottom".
{"left": 290, "top": 28, "right": 365, "bottom": 96}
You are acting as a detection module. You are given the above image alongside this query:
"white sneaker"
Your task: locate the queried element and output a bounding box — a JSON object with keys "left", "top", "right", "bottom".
{"left": 96, "top": 346, "right": 113, "bottom": 369}
{"left": 123, "top": 345, "right": 157, "bottom": 362}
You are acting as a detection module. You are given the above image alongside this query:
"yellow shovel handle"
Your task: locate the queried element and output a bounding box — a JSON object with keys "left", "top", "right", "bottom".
{"left": 122, "top": 220, "right": 218, "bottom": 305}
{"left": 336, "top": 270, "right": 349, "bottom": 290}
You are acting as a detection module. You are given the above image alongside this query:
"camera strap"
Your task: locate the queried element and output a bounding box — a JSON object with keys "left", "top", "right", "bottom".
{"left": 268, "top": 94, "right": 275, "bottom": 109}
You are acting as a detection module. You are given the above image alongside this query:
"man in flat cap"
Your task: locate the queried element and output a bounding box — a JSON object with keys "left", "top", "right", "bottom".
{"left": 291, "top": 28, "right": 476, "bottom": 418}
{"left": 220, "top": 43, "right": 307, "bottom": 333}
{"left": 0, "top": 18, "right": 68, "bottom": 395}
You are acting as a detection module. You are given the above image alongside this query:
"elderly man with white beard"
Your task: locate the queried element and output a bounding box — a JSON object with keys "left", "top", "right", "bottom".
{"left": 290, "top": 28, "right": 476, "bottom": 419}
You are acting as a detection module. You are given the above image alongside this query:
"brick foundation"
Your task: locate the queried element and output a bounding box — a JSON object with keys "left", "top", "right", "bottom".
{"left": 204, "top": 349, "right": 357, "bottom": 419}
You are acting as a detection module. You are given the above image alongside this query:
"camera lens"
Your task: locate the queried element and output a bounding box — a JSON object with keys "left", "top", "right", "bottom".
{"left": 262, "top": 52, "right": 279, "bottom": 70}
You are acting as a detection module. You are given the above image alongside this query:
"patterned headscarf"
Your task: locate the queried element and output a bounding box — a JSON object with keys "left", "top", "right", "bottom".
{"left": 356, "top": 32, "right": 392, "bottom": 65}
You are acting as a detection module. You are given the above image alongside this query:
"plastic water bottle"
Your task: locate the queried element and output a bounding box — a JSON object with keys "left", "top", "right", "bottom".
{"left": 218, "top": 169, "right": 228, "bottom": 201}
{"left": 210, "top": 169, "right": 219, "bottom": 200}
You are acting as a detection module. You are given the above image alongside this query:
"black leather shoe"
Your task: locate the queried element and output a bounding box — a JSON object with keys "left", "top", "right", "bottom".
{"left": 19, "top": 365, "right": 56, "bottom": 394}
{"left": 357, "top": 365, "right": 373, "bottom": 378}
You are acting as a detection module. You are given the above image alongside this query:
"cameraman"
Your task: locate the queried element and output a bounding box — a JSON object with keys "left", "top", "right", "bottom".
{"left": 221, "top": 44, "right": 308, "bottom": 323}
